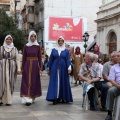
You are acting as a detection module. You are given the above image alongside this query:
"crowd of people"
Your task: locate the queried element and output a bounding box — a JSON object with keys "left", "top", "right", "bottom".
{"left": 0, "top": 31, "right": 120, "bottom": 120}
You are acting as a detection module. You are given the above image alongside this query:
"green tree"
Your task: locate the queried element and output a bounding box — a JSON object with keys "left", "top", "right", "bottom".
{"left": 0, "top": 9, "right": 27, "bottom": 50}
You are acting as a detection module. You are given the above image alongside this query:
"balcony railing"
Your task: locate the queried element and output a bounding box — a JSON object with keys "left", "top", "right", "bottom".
{"left": 34, "top": 0, "right": 39, "bottom": 3}
{"left": 24, "top": 29, "right": 28, "bottom": 36}
{"left": 38, "top": 21, "right": 44, "bottom": 29}
{"left": 35, "top": 6, "right": 39, "bottom": 15}
{"left": 27, "top": 13, "right": 34, "bottom": 23}
{"left": 0, "top": 0, "right": 9, "bottom": 4}
{"left": 39, "top": 3, "right": 44, "bottom": 11}
{"left": 34, "top": 21, "right": 44, "bottom": 31}
{"left": 29, "top": 25, "right": 34, "bottom": 29}
{"left": 34, "top": 24, "right": 39, "bottom": 31}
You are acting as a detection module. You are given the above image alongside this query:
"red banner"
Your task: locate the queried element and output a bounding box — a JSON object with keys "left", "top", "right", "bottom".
{"left": 49, "top": 17, "right": 83, "bottom": 41}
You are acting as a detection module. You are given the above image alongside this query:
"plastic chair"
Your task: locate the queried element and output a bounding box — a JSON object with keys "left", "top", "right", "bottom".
{"left": 81, "top": 82, "right": 95, "bottom": 111}
{"left": 113, "top": 96, "right": 120, "bottom": 120}
{"left": 82, "top": 91, "right": 89, "bottom": 111}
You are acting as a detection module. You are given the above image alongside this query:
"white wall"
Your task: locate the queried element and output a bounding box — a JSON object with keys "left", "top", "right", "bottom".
{"left": 44, "top": 0, "right": 102, "bottom": 43}
{"left": 43, "top": 0, "right": 102, "bottom": 55}
{"left": 44, "top": 16, "right": 87, "bottom": 55}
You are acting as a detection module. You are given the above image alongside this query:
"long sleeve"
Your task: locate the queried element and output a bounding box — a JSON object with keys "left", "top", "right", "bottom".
{"left": 21, "top": 46, "right": 27, "bottom": 71}
{"left": 15, "top": 48, "right": 21, "bottom": 71}
{"left": 81, "top": 53, "right": 84, "bottom": 63}
{"left": 48, "top": 49, "right": 54, "bottom": 70}
{"left": 66, "top": 49, "right": 71, "bottom": 70}
{"left": 38, "top": 46, "right": 42, "bottom": 70}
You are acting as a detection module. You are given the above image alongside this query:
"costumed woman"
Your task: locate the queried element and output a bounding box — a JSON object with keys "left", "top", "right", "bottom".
{"left": 73, "top": 46, "right": 84, "bottom": 84}
{"left": 20, "top": 31, "right": 42, "bottom": 106}
{"left": 0, "top": 35, "right": 21, "bottom": 106}
{"left": 94, "top": 45, "right": 103, "bottom": 60}
{"left": 46, "top": 36, "right": 73, "bottom": 105}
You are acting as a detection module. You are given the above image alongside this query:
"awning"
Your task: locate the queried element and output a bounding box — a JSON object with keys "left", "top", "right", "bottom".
{"left": 86, "top": 40, "right": 96, "bottom": 52}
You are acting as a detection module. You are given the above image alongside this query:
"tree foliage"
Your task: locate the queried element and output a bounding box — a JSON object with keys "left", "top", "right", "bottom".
{"left": 0, "top": 9, "right": 27, "bottom": 50}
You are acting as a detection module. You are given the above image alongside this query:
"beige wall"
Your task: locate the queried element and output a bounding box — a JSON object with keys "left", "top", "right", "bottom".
{"left": 96, "top": 0, "right": 120, "bottom": 54}
{"left": 0, "top": 0, "right": 9, "bottom": 4}
{"left": 20, "top": 0, "right": 26, "bottom": 11}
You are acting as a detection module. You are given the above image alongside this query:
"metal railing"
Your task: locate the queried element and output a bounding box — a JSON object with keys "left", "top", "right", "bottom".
{"left": 39, "top": 3, "right": 44, "bottom": 11}
{"left": 34, "top": 21, "right": 44, "bottom": 31}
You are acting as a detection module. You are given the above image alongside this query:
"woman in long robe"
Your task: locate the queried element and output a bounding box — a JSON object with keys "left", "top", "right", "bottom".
{"left": 0, "top": 35, "right": 21, "bottom": 105}
{"left": 73, "top": 46, "right": 84, "bottom": 84}
{"left": 46, "top": 36, "right": 73, "bottom": 105}
{"left": 20, "top": 31, "right": 42, "bottom": 106}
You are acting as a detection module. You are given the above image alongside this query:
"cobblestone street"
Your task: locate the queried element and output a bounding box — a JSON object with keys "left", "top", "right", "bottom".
{"left": 0, "top": 72, "right": 107, "bottom": 120}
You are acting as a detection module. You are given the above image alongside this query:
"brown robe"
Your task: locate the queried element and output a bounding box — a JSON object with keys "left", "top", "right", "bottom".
{"left": 73, "top": 53, "right": 84, "bottom": 80}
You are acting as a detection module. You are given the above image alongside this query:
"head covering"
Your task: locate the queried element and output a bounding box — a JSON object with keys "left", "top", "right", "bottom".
{"left": 26, "top": 31, "right": 39, "bottom": 46}
{"left": 75, "top": 46, "right": 81, "bottom": 55}
{"left": 3, "top": 35, "right": 14, "bottom": 49}
{"left": 94, "top": 45, "right": 100, "bottom": 55}
{"left": 55, "top": 36, "right": 65, "bottom": 51}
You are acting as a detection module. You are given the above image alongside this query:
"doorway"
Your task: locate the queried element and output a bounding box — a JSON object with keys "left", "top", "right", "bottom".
{"left": 107, "top": 31, "right": 117, "bottom": 54}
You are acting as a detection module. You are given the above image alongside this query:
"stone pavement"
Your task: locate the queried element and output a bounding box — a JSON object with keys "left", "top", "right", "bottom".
{"left": 0, "top": 72, "right": 109, "bottom": 120}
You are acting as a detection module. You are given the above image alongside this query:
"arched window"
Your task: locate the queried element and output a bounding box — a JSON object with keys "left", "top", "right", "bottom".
{"left": 107, "top": 31, "right": 117, "bottom": 53}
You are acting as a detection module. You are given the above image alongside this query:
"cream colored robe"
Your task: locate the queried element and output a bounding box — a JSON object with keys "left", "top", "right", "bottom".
{"left": 0, "top": 46, "right": 20, "bottom": 104}
{"left": 73, "top": 53, "right": 84, "bottom": 80}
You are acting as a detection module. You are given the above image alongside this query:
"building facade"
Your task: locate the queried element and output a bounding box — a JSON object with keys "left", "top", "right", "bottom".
{"left": 21, "top": 0, "right": 35, "bottom": 35}
{"left": 0, "top": 0, "right": 15, "bottom": 15}
{"left": 21, "top": 0, "right": 102, "bottom": 55}
{"left": 20, "top": 0, "right": 26, "bottom": 11}
{"left": 95, "top": 0, "right": 120, "bottom": 54}
{"left": 15, "top": 0, "right": 27, "bottom": 30}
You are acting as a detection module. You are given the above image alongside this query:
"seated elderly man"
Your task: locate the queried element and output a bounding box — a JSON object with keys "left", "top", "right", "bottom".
{"left": 102, "top": 51, "right": 118, "bottom": 88}
{"left": 93, "top": 54, "right": 109, "bottom": 111}
{"left": 105, "top": 51, "right": 120, "bottom": 120}
{"left": 78, "top": 52, "right": 101, "bottom": 110}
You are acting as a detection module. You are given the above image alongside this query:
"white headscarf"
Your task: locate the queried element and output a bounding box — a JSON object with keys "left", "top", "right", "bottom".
{"left": 26, "top": 31, "right": 39, "bottom": 46}
{"left": 55, "top": 36, "right": 65, "bottom": 51}
{"left": 3, "top": 35, "right": 14, "bottom": 49}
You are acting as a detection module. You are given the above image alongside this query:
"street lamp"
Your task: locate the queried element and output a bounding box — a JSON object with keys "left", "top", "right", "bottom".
{"left": 82, "top": 32, "right": 89, "bottom": 53}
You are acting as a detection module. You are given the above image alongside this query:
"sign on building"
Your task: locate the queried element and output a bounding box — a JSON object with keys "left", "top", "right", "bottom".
{"left": 49, "top": 17, "right": 83, "bottom": 42}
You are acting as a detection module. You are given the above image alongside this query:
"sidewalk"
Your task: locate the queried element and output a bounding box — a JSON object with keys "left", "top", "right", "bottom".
{"left": 0, "top": 73, "right": 107, "bottom": 120}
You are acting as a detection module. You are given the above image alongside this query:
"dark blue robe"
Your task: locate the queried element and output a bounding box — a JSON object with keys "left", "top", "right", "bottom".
{"left": 46, "top": 48, "right": 73, "bottom": 102}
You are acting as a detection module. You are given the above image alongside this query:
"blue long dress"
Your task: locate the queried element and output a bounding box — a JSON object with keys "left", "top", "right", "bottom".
{"left": 46, "top": 48, "right": 73, "bottom": 102}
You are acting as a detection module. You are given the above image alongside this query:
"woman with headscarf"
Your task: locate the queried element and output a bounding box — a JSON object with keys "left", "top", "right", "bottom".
{"left": 73, "top": 46, "right": 84, "bottom": 84}
{"left": 20, "top": 31, "right": 42, "bottom": 106}
{"left": 46, "top": 36, "right": 73, "bottom": 105}
{"left": 0, "top": 35, "right": 21, "bottom": 106}
{"left": 94, "top": 45, "right": 103, "bottom": 60}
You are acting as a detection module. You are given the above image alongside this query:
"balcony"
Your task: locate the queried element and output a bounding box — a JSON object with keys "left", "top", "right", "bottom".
{"left": 34, "top": 21, "right": 44, "bottom": 31}
{"left": 0, "top": 0, "right": 10, "bottom": 4}
{"left": 24, "top": 29, "right": 28, "bottom": 36}
{"left": 34, "top": 23, "right": 39, "bottom": 32}
{"left": 35, "top": 6, "right": 39, "bottom": 15}
{"left": 34, "top": 0, "right": 39, "bottom": 3}
{"left": 38, "top": 21, "right": 44, "bottom": 29}
{"left": 27, "top": 13, "right": 34, "bottom": 23}
{"left": 39, "top": 3, "right": 44, "bottom": 11}
{"left": 23, "top": 18, "right": 26, "bottom": 23}
{"left": 29, "top": 23, "right": 34, "bottom": 29}
{"left": 27, "top": 0, "right": 34, "bottom": 7}
{"left": 23, "top": 15, "right": 27, "bottom": 23}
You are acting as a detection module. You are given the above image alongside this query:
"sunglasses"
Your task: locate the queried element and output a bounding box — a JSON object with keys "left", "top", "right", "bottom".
{"left": 31, "top": 35, "right": 36, "bottom": 38}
